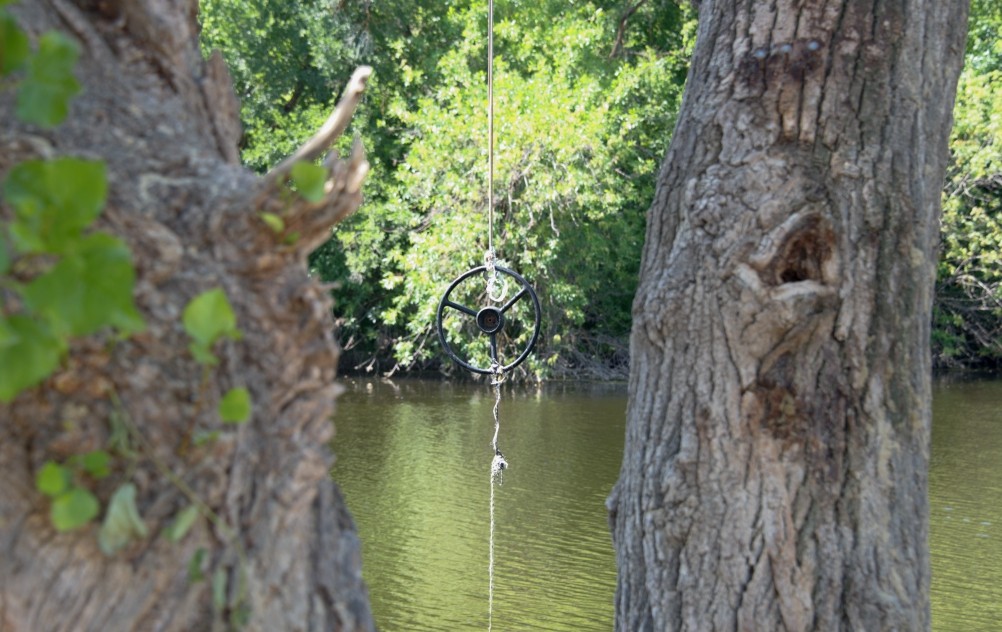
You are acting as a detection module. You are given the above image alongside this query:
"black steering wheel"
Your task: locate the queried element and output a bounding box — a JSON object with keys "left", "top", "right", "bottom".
{"left": 436, "top": 265, "right": 542, "bottom": 375}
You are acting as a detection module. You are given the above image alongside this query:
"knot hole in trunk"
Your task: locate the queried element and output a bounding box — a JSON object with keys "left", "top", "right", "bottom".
{"left": 762, "top": 214, "right": 837, "bottom": 286}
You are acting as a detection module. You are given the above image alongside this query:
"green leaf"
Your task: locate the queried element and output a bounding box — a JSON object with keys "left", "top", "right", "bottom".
{"left": 0, "top": 12, "right": 29, "bottom": 75}
{"left": 290, "top": 161, "right": 327, "bottom": 202}
{"left": 3, "top": 157, "right": 107, "bottom": 254}
{"left": 164, "top": 505, "right": 200, "bottom": 542}
{"left": 78, "top": 450, "right": 111, "bottom": 479}
{"left": 212, "top": 568, "right": 228, "bottom": 611}
{"left": 98, "top": 483, "right": 148, "bottom": 554}
{"left": 218, "top": 387, "right": 252, "bottom": 424}
{"left": 16, "top": 32, "right": 80, "bottom": 127}
{"left": 182, "top": 288, "right": 241, "bottom": 362}
{"left": 0, "top": 316, "right": 16, "bottom": 349}
{"left": 0, "top": 315, "right": 63, "bottom": 403}
{"left": 50, "top": 486, "right": 99, "bottom": 532}
{"left": 187, "top": 548, "right": 207, "bottom": 583}
{"left": 0, "top": 234, "right": 9, "bottom": 274}
{"left": 259, "top": 212, "right": 285, "bottom": 233}
{"left": 21, "top": 233, "right": 145, "bottom": 337}
{"left": 231, "top": 604, "right": 252, "bottom": 629}
{"left": 36, "top": 461, "right": 70, "bottom": 497}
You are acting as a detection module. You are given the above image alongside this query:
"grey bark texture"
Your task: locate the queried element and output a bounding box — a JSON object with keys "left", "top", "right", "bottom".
{"left": 608, "top": 0, "right": 969, "bottom": 630}
{"left": 1, "top": 1, "right": 374, "bottom": 630}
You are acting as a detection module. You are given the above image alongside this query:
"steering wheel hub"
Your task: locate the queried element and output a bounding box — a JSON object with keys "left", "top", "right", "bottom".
{"left": 476, "top": 306, "right": 505, "bottom": 334}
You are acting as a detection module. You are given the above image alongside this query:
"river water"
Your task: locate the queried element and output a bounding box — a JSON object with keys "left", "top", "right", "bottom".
{"left": 331, "top": 377, "right": 1002, "bottom": 631}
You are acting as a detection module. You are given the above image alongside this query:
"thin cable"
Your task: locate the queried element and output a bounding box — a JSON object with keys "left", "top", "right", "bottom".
{"left": 487, "top": 0, "right": 495, "bottom": 254}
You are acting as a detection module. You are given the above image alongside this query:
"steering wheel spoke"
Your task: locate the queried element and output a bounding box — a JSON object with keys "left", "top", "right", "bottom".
{"left": 500, "top": 287, "right": 528, "bottom": 314}
{"left": 443, "top": 299, "right": 478, "bottom": 318}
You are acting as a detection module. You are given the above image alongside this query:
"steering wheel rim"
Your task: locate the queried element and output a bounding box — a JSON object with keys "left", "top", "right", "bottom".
{"left": 436, "top": 265, "right": 542, "bottom": 375}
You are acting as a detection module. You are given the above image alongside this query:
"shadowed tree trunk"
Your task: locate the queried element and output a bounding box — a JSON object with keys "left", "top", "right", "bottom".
{"left": 608, "top": 0, "right": 968, "bottom": 630}
{"left": 1, "top": 1, "right": 374, "bottom": 630}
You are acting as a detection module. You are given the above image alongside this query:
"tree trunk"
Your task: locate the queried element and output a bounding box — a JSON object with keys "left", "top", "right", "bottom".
{"left": 608, "top": 1, "right": 968, "bottom": 630}
{"left": 1, "top": 2, "right": 374, "bottom": 630}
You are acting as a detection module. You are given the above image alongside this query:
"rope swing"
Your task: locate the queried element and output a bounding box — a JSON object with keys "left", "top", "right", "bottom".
{"left": 433, "top": 1, "right": 543, "bottom": 628}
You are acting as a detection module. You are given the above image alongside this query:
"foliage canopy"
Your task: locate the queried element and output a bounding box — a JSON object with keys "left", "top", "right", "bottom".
{"left": 935, "top": 0, "right": 1002, "bottom": 368}
{"left": 202, "top": 0, "right": 695, "bottom": 377}
{"left": 200, "top": 0, "right": 1001, "bottom": 375}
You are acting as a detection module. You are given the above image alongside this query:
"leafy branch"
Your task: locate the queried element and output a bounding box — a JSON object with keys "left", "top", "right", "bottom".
{"left": 1, "top": 14, "right": 145, "bottom": 402}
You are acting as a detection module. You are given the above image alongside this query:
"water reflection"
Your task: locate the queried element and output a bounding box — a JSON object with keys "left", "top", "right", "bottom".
{"left": 332, "top": 377, "right": 1002, "bottom": 631}
{"left": 930, "top": 378, "right": 1002, "bottom": 631}
{"left": 332, "top": 379, "right": 624, "bottom": 631}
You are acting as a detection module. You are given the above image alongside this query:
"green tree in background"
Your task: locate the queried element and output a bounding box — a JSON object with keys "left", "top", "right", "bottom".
{"left": 199, "top": 0, "right": 362, "bottom": 170}
{"left": 935, "top": 0, "right": 1002, "bottom": 368}
{"left": 201, "top": 0, "right": 1002, "bottom": 375}
{"left": 201, "top": 0, "right": 695, "bottom": 378}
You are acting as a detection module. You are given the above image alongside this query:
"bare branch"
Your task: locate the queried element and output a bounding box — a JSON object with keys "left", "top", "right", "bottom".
{"left": 266, "top": 66, "right": 373, "bottom": 183}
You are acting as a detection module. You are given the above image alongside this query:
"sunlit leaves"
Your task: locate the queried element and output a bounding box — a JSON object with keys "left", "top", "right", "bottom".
{"left": 16, "top": 32, "right": 80, "bottom": 128}
{"left": 290, "top": 161, "right": 327, "bottom": 202}
{"left": 0, "top": 11, "right": 29, "bottom": 75}
{"left": 212, "top": 568, "right": 228, "bottom": 610}
{"left": 0, "top": 316, "right": 63, "bottom": 402}
{"left": 0, "top": 315, "right": 15, "bottom": 348}
{"left": 3, "top": 157, "right": 107, "bottom": 254}
{"left": 98, "top": 483, "right": 148, "bottom": 555}
{"left": 966, "top": 0, "right": 1002, "bottom": 73}
{"left": 203, "top": 0, "right": 695, "bottom": 375}
{"left": 22, "top": 234, "right": 145, "bottom": 337}
{"left": 294, "top": 2, "right": 693, "bottom": 375}
{"left": 934, "top": 0, "right": 1002, "bottom": 367}
{"left": 259, "top": 212, "right": 285, "bottom": 233}
{"left": 72, "top": 450, "right": 112, "bottom": 479}
{"left": 188, "top": 548, "right": 207, "bottom": 583}
{"left": 182, "top": 288, "right": 241, "bottom": 365}
{"left": 0, "top": 235, "right": 9, "bottom": 274}
{"left": 50, "top": 487, "right": 100, "bottom": 532}
{"left": 218, "top": 387, "right": 252, "bottom": 423}
{"left": 164, "top": 505, "right": 200, "bottom": 542}
{"left": 36, "top": 461, "right": 71, "bottom": 497}
{"left": 199, "top": 0, "right": 361, "bottom": 172}
{"left": 0, "top": 155, "right": 143, "bottom": 401}
{"left": 35, "top": 455, "right": 119, "bottom": 534}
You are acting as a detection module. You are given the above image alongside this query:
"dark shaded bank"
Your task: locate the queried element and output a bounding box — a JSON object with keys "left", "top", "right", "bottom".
{"left": 335, "top": 335, "right": 999, "bottom": 381}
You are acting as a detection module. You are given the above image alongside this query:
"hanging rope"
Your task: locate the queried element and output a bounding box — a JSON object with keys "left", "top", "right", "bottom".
{"left": 490, "top": 363, "right": 507, "bottom": 476}
{"left": 486, "top": 4, "right": 507, "bottom": 630}
{"left": 488, "top": 466, "right": 497, "bottom": 632}
{"left": 434, "top": 3, "right": 540, "bottom": 625}
{"left": 488, "top": 361, "right": 506, "bottom": 632}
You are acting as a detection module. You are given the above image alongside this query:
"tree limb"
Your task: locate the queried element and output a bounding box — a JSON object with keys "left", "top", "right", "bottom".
{"left": 266, "top": 66, "right": 373, "bottom": 183}
{"left": 609, "top": 0, "right": 648, "bottom": 58}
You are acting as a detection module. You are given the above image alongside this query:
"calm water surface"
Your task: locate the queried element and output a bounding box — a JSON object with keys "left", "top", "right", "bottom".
{"left": 332, "top": 377, "right": 1002, "bottom": 631}
{"left": 929, "top": 378, "right": 1002, "bottom": 630}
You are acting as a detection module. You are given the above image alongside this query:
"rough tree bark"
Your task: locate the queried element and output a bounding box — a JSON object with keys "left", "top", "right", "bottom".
{"left": 1, "top": 1, "right": 374, "bottom": 630}
{"left": 608, "top": 1, "right": 968, "bottom": 630}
